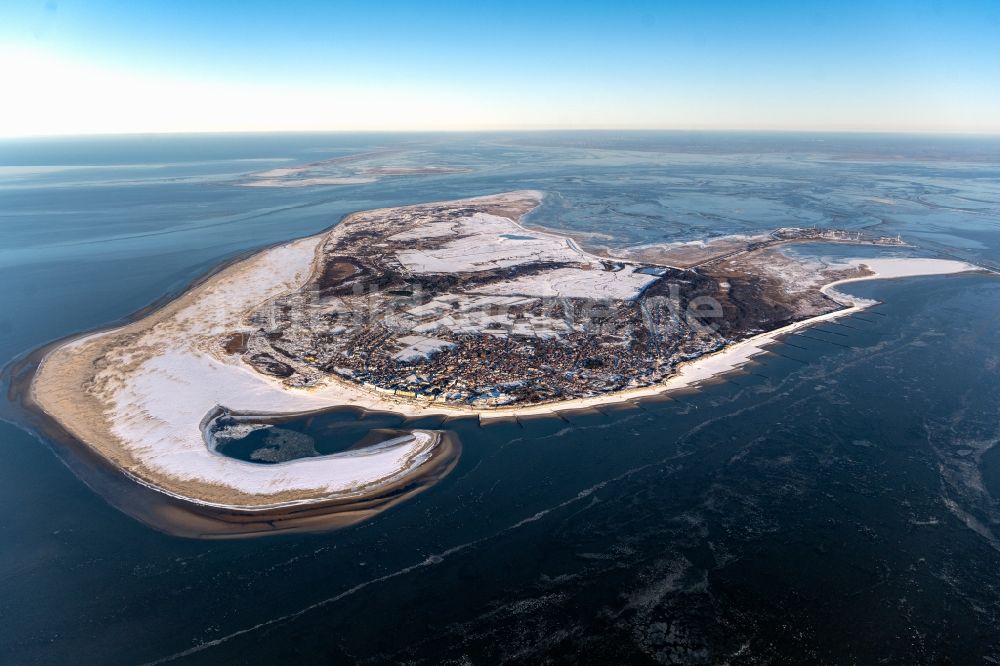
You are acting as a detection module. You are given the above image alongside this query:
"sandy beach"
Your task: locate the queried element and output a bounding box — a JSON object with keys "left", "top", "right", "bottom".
{"left": 28, "top": 207, "right": 459, "bottom": 511}
{"left": 27, "top": 190, "right": 984, "bottom": 516}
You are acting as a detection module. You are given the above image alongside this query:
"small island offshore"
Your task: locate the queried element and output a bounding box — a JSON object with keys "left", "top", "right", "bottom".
{"left": 24, "top": 191, "right": 981, "bottom": 536}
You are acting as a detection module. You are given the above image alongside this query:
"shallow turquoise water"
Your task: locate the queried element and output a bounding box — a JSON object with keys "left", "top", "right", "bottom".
{"left": 1, "top": 132, "right": 999, "bottom": 663}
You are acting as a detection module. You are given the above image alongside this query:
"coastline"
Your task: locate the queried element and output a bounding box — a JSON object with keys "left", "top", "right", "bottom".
{"left": 26, "top": 214, "right": 462, "bottom": 505}
{"left": 480, "top": 257, "right": 981, "bottom": 419}
{"left": 6, "top": 334, "right": 463, "bottom": 538}
{"left": 15, "top": 188, "right": 985, "bottom": 533}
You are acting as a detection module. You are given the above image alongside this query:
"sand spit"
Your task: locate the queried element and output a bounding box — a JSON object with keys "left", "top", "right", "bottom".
{"left": 240, "top": 176, "right": 378, "bottom": 187}
{"left": 237, "top": 150, "right": 465, "bottom": 188}
{"left": 27, "top": 195, "right": 550, "bottom": 522}
{"left": 8, "top": 361, "right": 461, "bottom": 538}
{"left": 23, "top": 186, "right": 983, "bottom": 534}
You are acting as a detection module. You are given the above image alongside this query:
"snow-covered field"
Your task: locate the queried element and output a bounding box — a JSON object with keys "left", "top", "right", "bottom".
{"left": 392, "top": 335, "right": 457, "bottom": 362}
{"left": 470, "top": 266, "right": 658, "bottom": 300}
{"left": 395, "top": 212, "right": 591, "bottom": 273}
{"left": 394, "top": 211, "right": 657, "bottom": 301}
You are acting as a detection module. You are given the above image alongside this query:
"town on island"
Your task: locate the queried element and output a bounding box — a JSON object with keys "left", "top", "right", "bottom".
{"left": 23, "top": 191, "right": 983, "bottom": 535}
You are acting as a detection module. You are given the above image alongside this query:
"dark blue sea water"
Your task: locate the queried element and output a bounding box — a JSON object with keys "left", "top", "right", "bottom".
{"left": 1, "top": 132, "right": 999, "bottom": 663}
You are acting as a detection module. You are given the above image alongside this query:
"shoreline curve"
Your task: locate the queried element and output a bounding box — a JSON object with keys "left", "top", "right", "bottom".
{"left": 7, "top": 188, "right": 987, "bottom": 536}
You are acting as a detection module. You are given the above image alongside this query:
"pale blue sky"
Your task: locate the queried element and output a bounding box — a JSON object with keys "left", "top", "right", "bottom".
{"left": 2, "top": 0, "right": 999, "bottom": 136}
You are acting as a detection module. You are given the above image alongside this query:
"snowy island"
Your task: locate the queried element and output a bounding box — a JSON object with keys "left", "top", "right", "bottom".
{"left": 25, "top": 191, "right": 982, "bottom": 535}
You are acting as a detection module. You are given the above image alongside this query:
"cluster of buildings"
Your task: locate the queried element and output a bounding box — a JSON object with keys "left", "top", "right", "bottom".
{"left": 771, "top": 227, "right": 905, "bottom": 245}
{"left": 235, "top": 194, "right": 898, "bottom": 409}
{"left": 243, "top": 280, "right": 722, "bottom": 407}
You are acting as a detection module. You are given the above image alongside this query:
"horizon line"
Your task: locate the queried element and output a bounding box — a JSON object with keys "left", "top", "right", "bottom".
{"left": 4, "top": 127, "right": 1000, "bottom": 141}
